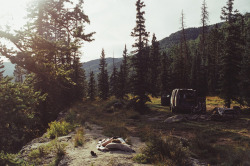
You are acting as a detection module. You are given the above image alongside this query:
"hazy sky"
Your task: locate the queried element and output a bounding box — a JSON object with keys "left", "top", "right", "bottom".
{"left": 0, "top": 0, "right": 250, "bottom": 62}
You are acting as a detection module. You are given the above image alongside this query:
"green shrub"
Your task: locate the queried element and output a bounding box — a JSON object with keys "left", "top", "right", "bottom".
{"left": 54, "top": 142, "right": 66, "bottom": 165}
{"left": 133, "top": 153, "right": 148, "bottom": 164}
{"left": 65, "top": 109, "right": 77, "bottom": 124}
{"left": 74, "top": 127, "right": 85, "bottom": 147}
{"left": 0, "top": 151, "right": 31, "bottom": 166}
{"left": 135, "top": 135, "right": 191, "bottom": 165}
{"left": 46, "top": 121, "right": 73, "bottom": 139}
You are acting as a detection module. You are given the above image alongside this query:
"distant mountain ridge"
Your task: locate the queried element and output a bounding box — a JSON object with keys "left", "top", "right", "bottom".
{"left": 159, "top": 22, "right": 223, "bottom": 50}
{"left": 82, "top": 57, "right": 123, "bottom": 79}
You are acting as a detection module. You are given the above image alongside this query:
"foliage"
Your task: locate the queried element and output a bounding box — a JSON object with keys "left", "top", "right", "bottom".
{"left": 88, "top": 71, "right": 96, "bottom": 100}
{"left": 46, "top": 121, "right": 73, "bottom": 139}
{"left": 27, "top": 139, "right": 67, "bottom": 166}
{"left": 239, "top": 15, "right": 250, "bottom": 106}
{"left": 219, "top": 0, "right": 243, "bottom": 107}
{"left": 117, "top": 45, "right": 129, "bottom": 99}
{"left": 0, "top": 0, "right": 94, "bottom": 153}
{"left": 149, "top": 33, "right": 161, "bottom": 97}
{"left": 160, "top": 52, "right": 171, "bottom": 95}
{"left": 134, "top": 134, "right": 191, "bottom": 165}
{"left": 0, "top": 151, "right": 32, "bottom": 166}
{"left": 130, "top": 0, "right": 150, "bottom": 108}
{"left": 74, "top": 127, "right": 85, "bottom": 147}
{"left": 109, "top": 57, "right": 118, "bottom": 97}
{"left": 98, "top": 49, "right": 109, "bottom": 100}
{"left": 133, "top": 153, "right": 148, "bottom": 164}
{"left": 0, "top": 77, "right": 46, "bottom": 152}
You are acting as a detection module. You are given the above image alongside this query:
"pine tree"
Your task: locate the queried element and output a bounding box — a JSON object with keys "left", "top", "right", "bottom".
{"left": 88, "top": 71, "right": 96, "bottom": 100}
{"left": 160, "top": 52, "right": 170, "bottom": 95}
{"left": 131, "top": 0, "right": 150, "bottom": 107}
{"left": 171, "top": 11, "right": 190, "bottom": 89}
{"left": 197, "top": 0, "right": 209, "bottom": 97}
{"left": 117, "top": 45, "right": 129, "bottom": 99}
{"left": 172, "top": 44, "right": 185, "bottom": 88}
{"left": 110, "top": 57, "right": 118, "bottom": 97}
{"left": 207, "top": 24, "right": 224, "bottom": 95}
{"left": 149, "top": 33, "right": 160, "bottom": 97}
{"left": 72, "top": 57, "right": 86, "bottom": 100}
{"left": 0, "top": 0, "right": 95, "bottom": 122}
{"left": 220, "top": 0, "right": 242, "bottom": 108}
{"left": 239, "top": 15, "right": 250, "bottom": 106}
{"left": 98, "top": 49, "right": 109, "bottom": 100}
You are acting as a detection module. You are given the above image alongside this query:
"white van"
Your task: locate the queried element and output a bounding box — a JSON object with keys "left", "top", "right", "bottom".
{"left": 170, "top": 89, "right": 198, "bottom": 113}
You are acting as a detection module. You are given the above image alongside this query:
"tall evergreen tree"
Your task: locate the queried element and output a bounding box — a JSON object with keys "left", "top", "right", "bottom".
{"left": 117, "top": 45, "right": 129, "bottom": 99}
{"left": 207, "top": 24, "right": 224, "bottom": 95}
{"left": 220, "top": 0, "right": 242, "bottom": 107}
{"left": 72, "top": 57, "right": 86, "bottom": 100}
{"left": 149, "top": 33, "right": 160, "bottom": 97}
{"left": 174, "top": 11, "right": 190, "bottom": 89}
{"left": 110, "top": 57, "right": 118, "bottom": 97}
{"left": 131, "top": 0, "right": 150, "bottom": 107}
{"left": 239, "top": 15, "right": 250, "bottom": 106}
{"left": 197, "top": 0, "right": 209, "bottom": 96}
{"left": 88, "top": 71, "right": 96, "bottom": 100}
{"left": 172, "top": 44, "right": 186, "bottom": 88}
{"left": 0, "top": 0, "right": 95, "bottom": 122}
{"left": 160, "top": 52, "right": 170, "bottom": 95}
{"left": 98, "top": 49, "right": 109, "bottom": 100}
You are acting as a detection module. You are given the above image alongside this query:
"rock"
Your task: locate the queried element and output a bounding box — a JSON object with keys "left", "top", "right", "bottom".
{"left": 164, "top": 115, "right": 187, "bottom": 123}
{"left": 190, "top": 157, "right": 208, "bottom": 166}
{"left": 58, "top": 135, "right": 72, "bottom": 142}
{"left": 211, "top": 107, "right": 239, "bottom": 121}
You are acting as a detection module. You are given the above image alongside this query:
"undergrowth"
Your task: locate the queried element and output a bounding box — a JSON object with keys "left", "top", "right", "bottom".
{"left": 74, "top": 127, "right": 85, "bottom": 147}
{"left": 46, "top": 121, "right": 73, "bottom": 139}
{"left": 133, "top": 134, "right": 191, "bottom": 165}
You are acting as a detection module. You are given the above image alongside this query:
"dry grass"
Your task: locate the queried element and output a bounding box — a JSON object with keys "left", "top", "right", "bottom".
{"left": 62, "top": 96, "right": 250, "bottom": 165}
{"left": 206, "top": 96, "right": 242, "bottom": 111}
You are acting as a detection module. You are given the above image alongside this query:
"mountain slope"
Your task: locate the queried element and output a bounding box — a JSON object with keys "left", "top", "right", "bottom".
{"left": 82, "top": 57, "right": 123, "bottom": 79}
{"left": 159, "top": 23, "right": 223, "bottom": 50}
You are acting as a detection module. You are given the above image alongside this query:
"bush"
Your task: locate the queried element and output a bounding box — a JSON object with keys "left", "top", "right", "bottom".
{"left": 133, "top": 153, "right": 148, "bottom": 164}
{"left": 74, "top": 127, "right": 85, "bottom": 147}
{"left": 134, "top": 134, "right": 191, "bottom": 165}
{"left": 46, "top": 121, "right": 73, "bottom": 139}
{"left": 0, "top": 151, "right": 30, "bottom": 166}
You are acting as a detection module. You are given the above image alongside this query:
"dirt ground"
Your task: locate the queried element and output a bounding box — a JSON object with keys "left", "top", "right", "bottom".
{"left": 59, "top": 123, "right": 152, "bottom": 166}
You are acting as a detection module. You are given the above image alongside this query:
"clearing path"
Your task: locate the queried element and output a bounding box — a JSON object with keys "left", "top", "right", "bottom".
{"left": 59, "top": 123, "right": 152, "bottom": 166}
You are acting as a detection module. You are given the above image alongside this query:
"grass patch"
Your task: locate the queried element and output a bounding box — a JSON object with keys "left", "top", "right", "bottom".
{"left": 74, "top": 127, "right": 85, "bottom": 147}
{"left": 46, "top": 121, "right": 73, "bottom": 139}
{"left": 63, "top": 96, "right": 250, "bottom": 165}
{"left": 27, "top": 139, "right": 67, "bottom": 166}
{"left": 134, "top": 134, "right": 191, "bottom": 165}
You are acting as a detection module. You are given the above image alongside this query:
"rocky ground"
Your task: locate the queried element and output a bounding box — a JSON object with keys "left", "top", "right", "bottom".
{"left": 19, "top": 123, "right": 152, "bottom": 166}
{"left": 59, "top": 123, "right": 151, "bottom": 166}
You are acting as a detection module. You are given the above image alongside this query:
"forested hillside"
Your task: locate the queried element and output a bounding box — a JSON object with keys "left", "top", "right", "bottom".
{"left": 0, "top": 0, "right": 249, "bottom": 165}
{"left": 2, "top": 24, "right": 222, "bottom": 78}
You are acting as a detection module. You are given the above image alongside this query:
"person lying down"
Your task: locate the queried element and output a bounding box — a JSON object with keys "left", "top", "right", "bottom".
{"left": 97, "top": 137, "right": 135, "bottom": 152}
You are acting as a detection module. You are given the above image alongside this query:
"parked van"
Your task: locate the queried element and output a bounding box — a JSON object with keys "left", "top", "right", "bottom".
{"left": 170, "top": 89, "right": 205, "bottom": 113}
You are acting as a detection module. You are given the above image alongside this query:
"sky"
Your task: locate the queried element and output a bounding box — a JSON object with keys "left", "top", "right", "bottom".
{"left": 0, "top": 0, "right": 250, "bottom": 62}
